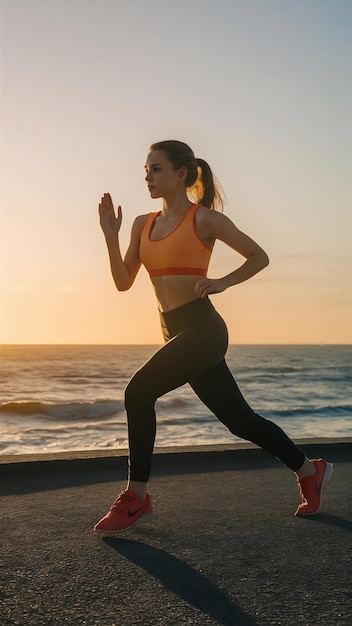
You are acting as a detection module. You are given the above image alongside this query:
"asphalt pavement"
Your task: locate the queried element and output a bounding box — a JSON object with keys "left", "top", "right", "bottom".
{"left": 1, "top": 440, "right": 351, "bottom": 626}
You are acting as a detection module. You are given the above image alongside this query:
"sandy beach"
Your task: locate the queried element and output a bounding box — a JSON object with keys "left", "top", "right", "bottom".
{"left": 1, "top": 439, "right": 351, "bottom": 626}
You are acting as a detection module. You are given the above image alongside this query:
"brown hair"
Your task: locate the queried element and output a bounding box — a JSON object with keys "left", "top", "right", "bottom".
{"left": 149, "top": 140, "right": 224, "bottom": 211}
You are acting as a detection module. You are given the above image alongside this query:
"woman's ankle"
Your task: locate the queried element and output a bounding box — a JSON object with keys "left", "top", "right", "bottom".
{"left": 295, "top": 457, "right": 316, "bottom": 480}
{"left": 127, "top": 480, "right": 148, "bottom": 500}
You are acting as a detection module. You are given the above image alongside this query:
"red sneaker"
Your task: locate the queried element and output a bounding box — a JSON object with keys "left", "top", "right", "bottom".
{"left": 295, "top": 458, "right": 333, "bottom": 516}
{"left": 94, "top": 489, "right": 153, "bottom": 534}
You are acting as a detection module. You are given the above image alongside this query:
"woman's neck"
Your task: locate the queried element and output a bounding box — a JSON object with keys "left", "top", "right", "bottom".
{"left": 161, "top": 192, "right": 190, "bottom": 216}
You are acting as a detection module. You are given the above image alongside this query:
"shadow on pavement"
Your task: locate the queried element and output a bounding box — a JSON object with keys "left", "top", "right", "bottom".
{"left": 104, "top": 537, "right": 259, "bottom": 626}
{"left": 297, "top": 513, "right": 352, "bottom": 532}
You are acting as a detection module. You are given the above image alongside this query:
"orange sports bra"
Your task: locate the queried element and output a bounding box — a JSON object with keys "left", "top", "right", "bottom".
{"left": 139, "top": 203, "right": 212, "bottom": 278}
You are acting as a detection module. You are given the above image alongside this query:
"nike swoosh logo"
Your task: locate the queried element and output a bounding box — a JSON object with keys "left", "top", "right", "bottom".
{"left": 128, "top": 506, "right": 145, "bottom": 518}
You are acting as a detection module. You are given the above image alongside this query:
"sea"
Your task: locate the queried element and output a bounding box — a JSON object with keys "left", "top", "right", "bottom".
{"left": 0, "top": 344, "right": 351, "bottom": 456}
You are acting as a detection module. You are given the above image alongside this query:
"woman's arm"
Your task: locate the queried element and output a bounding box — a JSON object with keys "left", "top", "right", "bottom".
{"left": 99, "top": 193, "right": 144, "bottom": 291}
{"left": 194, "top": 208, "right": 269, "bottom": 299}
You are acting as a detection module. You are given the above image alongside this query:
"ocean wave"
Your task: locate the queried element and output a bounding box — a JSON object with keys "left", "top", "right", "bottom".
{"left": 1, "top": 398, "right": 350, "bottom": 422}
{"left": 264, "top": 404, "right": 352, "bottom": 419}
{"left": 158, "top": 404, "right": 352, "bottom": 424}
{"left": 0, "top": 399, "right": 124, "bottom": 420}
{"left": 157, "top": 397, "right": 190, "bottom": 409}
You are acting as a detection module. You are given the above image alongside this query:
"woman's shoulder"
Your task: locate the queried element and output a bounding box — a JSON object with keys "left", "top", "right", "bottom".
{"left": 194, "top": 204, "right": 227, "bottom": 225}
{"left": 131, "top": 212, "right": 156, "bottom": 236}
{"left": 194, "top": 204, "right": 213, "bottom": 218}
{"left": 195, "top": 204, "right": 235, "bottom": 240}
{"left": 135, "top": 210, "right": 159, "bottom": 220}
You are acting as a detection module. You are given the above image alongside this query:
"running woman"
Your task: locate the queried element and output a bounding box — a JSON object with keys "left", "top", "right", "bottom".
{"left": 95, "top": 140, "right": 333, "bottom": 533}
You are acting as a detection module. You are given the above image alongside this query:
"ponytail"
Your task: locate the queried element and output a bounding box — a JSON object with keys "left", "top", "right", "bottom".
{"left": 193, "top": 157, "right": 224, "bottom": 212}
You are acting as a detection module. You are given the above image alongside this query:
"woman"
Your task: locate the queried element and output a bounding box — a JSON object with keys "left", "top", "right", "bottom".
{"left": 95, "top": 140, "right": 333, "bottom": 533}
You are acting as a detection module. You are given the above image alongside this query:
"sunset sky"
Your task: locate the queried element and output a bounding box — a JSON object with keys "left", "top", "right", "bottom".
{"left": 1, "top": 0, "right": 351, "bottom": 345}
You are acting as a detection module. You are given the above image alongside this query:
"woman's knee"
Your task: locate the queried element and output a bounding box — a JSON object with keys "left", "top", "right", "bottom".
{"left": 222, "top": 409, "right": 265, "bottom": 440}
{"left": 124, "top": 371, "right": 154, "bottom": 412}
{"left": 228, "top": 412, "right": 279, "bottom": 443}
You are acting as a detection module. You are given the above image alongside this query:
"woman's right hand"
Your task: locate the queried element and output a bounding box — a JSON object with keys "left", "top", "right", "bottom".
{"left": 99, "top": 193, "right": 122, "bottom": 238}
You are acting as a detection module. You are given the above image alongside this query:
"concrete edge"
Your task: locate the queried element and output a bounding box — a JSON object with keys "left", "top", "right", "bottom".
{"left": 1, "top": 438, "right": 351, "bottom": 476}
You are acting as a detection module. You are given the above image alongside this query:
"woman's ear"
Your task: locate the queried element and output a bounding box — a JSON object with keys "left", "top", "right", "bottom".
{"left": 178, "top": 166, "right": 188, "bottom": 181}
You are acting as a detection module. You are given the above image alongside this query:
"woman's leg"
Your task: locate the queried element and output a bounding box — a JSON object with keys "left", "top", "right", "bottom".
{"left": 189, "top": 360, "right": 334, "bottom": 516}
{"left": 189, "top": 358, "right": 306, "bottom": 471}
{"left": 94, "top": 304, "right": 228, "bottom": 533}
{"left": 125, "top": 322, "right": 228, "bottom": 484}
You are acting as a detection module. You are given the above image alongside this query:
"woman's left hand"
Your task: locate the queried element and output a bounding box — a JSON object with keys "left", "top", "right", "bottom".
{"left": 194, "top": 277, "right": 227, "bottom": 298}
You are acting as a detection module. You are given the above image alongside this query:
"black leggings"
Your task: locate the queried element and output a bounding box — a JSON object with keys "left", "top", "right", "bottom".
{"left": 124, "top": 298, "right": 305, "bottom": 481}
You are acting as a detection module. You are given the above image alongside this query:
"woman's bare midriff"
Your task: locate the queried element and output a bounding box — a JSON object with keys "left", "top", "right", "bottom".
{"left": 151, "top": 274, "right": 203, "bottom": 311}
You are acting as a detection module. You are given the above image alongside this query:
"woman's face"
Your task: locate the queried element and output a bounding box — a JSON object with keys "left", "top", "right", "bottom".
{"left": 144, "top": 150, "right": 186, "bottom": 199}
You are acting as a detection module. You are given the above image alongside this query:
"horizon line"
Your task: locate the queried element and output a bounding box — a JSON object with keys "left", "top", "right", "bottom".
{"left": 1, "top": 343, "right": 351, "bottom": 347}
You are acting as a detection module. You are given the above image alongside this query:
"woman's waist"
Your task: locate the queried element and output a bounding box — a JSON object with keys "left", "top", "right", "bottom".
{"left": 151, "top": 274, "right": 205, "bottom": 312}
{"left": 159, "top": 296, "right": 215, "bottom": 318}
{"left": 158, "top": 296, "right": 226, "bottom": 343}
